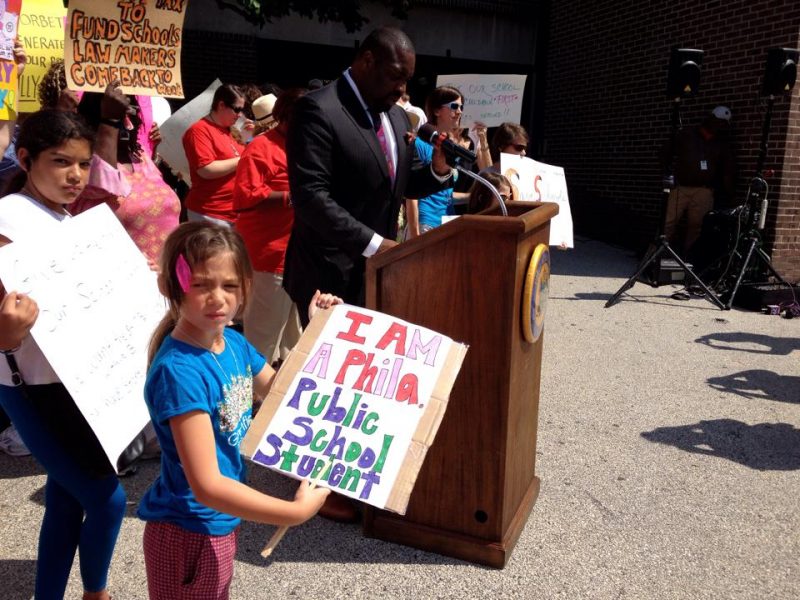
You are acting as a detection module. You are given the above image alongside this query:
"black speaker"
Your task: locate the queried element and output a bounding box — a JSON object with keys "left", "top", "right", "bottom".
{"left": 666, "top": 48, "right": 703, "bottom": 99}
{"left": 762, "top": 48, "right": 799, "bottom": 96}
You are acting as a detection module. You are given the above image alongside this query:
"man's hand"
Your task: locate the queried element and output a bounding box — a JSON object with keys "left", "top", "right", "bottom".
{"left": 377, "top": 238, "right": 399, "bottom": 253}
{"left": 100, "top": 80, "right": 130, "bottom": 121}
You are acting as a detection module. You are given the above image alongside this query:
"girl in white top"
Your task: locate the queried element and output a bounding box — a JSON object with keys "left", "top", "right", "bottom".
{"left": 0, "top": 109, "right": 125, "bottom": 600}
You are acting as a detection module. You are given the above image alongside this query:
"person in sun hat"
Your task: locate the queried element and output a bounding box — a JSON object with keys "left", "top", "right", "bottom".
{"left": 251, "top": 93, "right": 278, "bottom": 134}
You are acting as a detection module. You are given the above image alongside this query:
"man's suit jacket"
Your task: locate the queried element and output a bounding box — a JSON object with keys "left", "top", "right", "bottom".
{"left": 284, "top": 77, "right": 448, "bottom": 312}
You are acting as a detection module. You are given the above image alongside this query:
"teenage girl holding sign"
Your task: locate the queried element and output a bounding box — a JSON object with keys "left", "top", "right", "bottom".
{"left": 0, "top": 110, "right": 125, "bottom": 600}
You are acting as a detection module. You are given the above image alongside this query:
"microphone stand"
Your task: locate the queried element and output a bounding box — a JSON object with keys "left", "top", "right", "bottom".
{"left": 456, "top": 166, "right": 508, "bottom": 217}
{"left": 713, "top": 94, "right": 794, "bottom": 309}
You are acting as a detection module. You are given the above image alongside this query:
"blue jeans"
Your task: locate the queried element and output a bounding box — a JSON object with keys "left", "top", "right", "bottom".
{"left": 0, "top": 385, "right": 126, "bottom": 598}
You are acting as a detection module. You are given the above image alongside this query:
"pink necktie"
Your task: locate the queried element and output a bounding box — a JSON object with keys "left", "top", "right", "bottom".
{"left": 374, "top": 114, "right": 396, "bottom": 183}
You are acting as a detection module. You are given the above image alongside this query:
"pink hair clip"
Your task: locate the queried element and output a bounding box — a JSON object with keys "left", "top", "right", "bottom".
{"left": 175, "top": 254, "right": 192, "bottom": 293}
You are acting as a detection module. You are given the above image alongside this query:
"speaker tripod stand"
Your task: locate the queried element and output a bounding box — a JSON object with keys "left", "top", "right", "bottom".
{"left": 605, "top": 97, "right": 726, "bottom": 310}
{"left": 605, "top": 231, "right": 726, "bottom": 309}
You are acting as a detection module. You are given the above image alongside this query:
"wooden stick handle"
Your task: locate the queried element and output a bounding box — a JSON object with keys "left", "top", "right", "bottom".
{"left": 260, "top": 460, "right": 331, "bottom": 558}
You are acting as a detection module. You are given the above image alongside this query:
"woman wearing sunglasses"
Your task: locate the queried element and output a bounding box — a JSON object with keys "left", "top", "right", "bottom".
{"left": 404, "top": 86, "right": 465, "bottom": 238}
{"left": 482, "top": 121, "right": 530, "bottom": 176}
{"left": 182, "top": 83, "right": 247, "bottom": 227}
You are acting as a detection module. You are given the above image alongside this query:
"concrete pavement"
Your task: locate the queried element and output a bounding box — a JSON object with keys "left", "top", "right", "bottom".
{"left": 1, "top": 236, "right": 798, "bottom": 599}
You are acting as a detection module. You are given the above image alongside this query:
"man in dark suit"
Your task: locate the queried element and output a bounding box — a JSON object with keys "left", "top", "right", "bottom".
{"left": 284, "top": 26, "right": 453, "bottom": 326}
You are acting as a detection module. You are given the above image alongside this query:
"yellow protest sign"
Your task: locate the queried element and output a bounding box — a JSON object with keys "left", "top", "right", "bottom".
{"left": 17, "top": 0, "right": 67, "bottom": 113}
{"left": 65, "top": 0, "right": 186, "bottom": 98}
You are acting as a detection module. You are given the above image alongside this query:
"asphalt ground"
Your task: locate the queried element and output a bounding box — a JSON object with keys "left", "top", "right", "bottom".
{"left": 1, "top": 236, "right": 798, "bottom": 599}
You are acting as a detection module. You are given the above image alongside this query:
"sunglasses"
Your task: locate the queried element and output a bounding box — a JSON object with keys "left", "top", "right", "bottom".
{"left": 441, "top": 102, "right": 464, "bottom": 111}
{"left": 508, "top": 143, "right": 527, "bottom": 152}
{"left": 228, "top": 105, "right": 245, "bottom": 114}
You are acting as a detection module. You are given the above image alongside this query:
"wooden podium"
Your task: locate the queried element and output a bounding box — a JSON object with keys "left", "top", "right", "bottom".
{"left": 362, "top": 201, "right": 558, "bottom": 568}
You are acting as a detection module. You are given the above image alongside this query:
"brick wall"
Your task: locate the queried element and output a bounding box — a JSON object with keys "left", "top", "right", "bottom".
{"left": 543, "top": 0, "right": 800, "bottom": 281}
{"left": 180, "top": 30, "right": 259, "bottom": 99}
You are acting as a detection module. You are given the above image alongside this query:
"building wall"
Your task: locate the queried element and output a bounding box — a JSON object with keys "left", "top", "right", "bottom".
{"left": 179, "top": 0, "right": 540, "bottom": 127}
{"left": 543, "top": 0, "right": 800, "bottom": 281}
{"left": 182, "top": 0, "right": 536, "bottom": 65}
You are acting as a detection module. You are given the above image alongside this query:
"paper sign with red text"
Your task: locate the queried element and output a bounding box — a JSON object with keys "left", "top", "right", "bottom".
{"left": 501, "top": 153, "right": 574, "bottom": 248}
{"left": 241, "top": 305, "right": 468, "bottom": 514}
{"left": 435, "top": 73, "right": 526, "bottom": 128}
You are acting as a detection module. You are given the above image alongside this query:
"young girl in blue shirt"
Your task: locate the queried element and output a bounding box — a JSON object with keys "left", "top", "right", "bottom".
{"left": 139, "top": 221, "right": 335, "bottom": 599}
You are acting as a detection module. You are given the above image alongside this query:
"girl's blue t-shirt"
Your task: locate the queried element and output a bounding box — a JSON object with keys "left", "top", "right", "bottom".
{"left": 414, "top": 138, "right": 455, "bottom": 228}
{"left": 137, "top": 328, "right": 267, "bottom": 535}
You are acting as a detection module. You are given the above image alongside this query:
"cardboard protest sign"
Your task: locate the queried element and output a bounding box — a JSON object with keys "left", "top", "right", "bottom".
{"left": 436, "top": 73, "right": 526, "bottom": 128}
{"left": 65, "top": 0, "right": 186, "bottom": 98}
{"left": 0, "top": 204, "right": 164, "bottom": 470}
{"left": 501, "top": 153, "right": 574, "bottom": 248}
{"left": 17, "top": 0, "right": 67, "bottom": 112}
{"left": 242, "top": 305, "right": 468, "bottom": 514}
{"left": 0, "top": 0, "right": 21, "bottom": 119}
{"left": 158, "top": 78, "right": 221, "bottom": 185}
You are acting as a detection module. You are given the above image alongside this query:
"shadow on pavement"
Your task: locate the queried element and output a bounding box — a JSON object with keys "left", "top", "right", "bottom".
{"left": 641, "top": 419, "right": 800, "bottom": 470}
{"left": 550, "top": 238, "right": 639, "bottom": 279}
{"left": 695, "top": 331, "right": 800, "bottom": 355}
{"left": 0, "top": 454, "right": 43, "bottom": 479}
{"left": 0, "top": 559, "right": 36, "bottom": 599}
{"left": 234, "top": 468, "right": 469, "bottom": 567}
{"left": 707, "top": 370, "right": 800, "bottom": 403}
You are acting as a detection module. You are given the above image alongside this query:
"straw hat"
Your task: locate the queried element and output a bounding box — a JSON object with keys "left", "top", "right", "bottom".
{"left": 252, "top": 94, "right": 278, "bottom": 127}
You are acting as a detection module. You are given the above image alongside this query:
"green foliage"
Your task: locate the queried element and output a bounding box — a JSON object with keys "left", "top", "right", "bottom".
{"left": 216, "top": 0, "right": 410, "bottom": 32}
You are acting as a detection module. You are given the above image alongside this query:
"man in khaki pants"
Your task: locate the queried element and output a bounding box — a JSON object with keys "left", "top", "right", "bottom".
{"left": 662, "top": 105, "right": 736, "bottom": 257}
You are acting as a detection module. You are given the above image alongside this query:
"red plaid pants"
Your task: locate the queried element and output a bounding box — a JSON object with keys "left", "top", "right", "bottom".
{"left": 143, "top": 521, "right": 238, "bottom": 599}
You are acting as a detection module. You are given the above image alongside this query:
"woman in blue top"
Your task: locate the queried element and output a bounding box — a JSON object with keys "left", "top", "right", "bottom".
{"left": 404, "top": 86, "right": 465, "bottom": 237}
{"left": 139, "top": 222, "right": 337, "bottom": 599}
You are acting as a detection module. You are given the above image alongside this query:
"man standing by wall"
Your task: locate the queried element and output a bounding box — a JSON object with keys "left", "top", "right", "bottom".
{"left": 662, "top": 105, "right": 736, "bottom": 258}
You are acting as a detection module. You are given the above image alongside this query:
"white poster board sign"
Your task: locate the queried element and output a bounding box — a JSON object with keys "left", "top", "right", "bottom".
{"left": 501, "top": 154, "right": 574, "bottom": 248}
{"left": 242, "top": 305, "right": 468, "bottom": 514}
{"left": 158, "top": 78, "right": 222, "bottom": 185}
{"left": 435, "top": 73, "right": 527, "bottom": 128}
{"left": 0, "top": 205, "right": 164, "bottom": 469}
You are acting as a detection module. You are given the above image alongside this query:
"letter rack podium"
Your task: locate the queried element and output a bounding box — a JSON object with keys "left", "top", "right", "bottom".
{"left": 363, "top": 201, "right": 558, "bottom": 568}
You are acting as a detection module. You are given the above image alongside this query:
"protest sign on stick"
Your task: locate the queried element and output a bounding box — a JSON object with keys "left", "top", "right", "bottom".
{"left": 435, "top": 73, "right": 526, "bottom": 128}
{"left": 242, "top": 305, "right": 468, "bottom": 515}
{"left": 0, "top": 205, "right": 164, "bottom": 470}
{"left": 500, "top": 153, "right": 574, "bottom": 248}
{"left": 17, "top": 0, "right": 67, "bottom": 112}
{"left": 0, "top": 0, "right": 21, "bottom": 119}
{"left": 65, "top": 0, "right": 186, "bottom": 98}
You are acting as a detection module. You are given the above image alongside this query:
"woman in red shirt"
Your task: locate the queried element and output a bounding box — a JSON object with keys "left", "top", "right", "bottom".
{"left": 233, "top": 88, "right": 307, "bottom": 365}
{"left": 183, "top": 84, "right": 246, "bottom": 226}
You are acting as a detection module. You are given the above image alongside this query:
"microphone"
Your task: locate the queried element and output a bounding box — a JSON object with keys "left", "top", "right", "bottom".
{"left": 417, "top": 123, "right": 477, "bottom": 167}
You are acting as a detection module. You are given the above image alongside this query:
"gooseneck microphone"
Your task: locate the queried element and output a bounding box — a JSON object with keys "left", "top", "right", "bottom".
{"left": 417, "top": 123, "right": 477, "bottom": 167}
